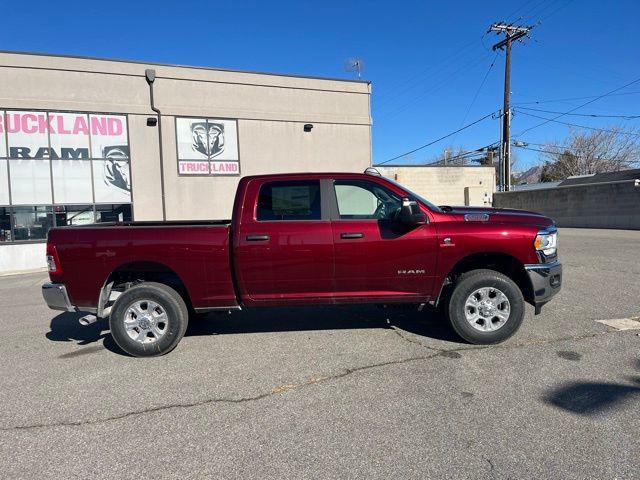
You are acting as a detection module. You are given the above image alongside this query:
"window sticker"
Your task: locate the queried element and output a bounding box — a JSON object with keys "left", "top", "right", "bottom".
{"left": 49, "top": 113, "right": 91, "bottom": 159}
{"left": 89, "top": 114, "right": 129, "bottom": 159}
{"left": 93, "top": 160, "right": 131, "bottom": 203}
{"left": 5, "top": 111, "right": 49, "bottom": 159}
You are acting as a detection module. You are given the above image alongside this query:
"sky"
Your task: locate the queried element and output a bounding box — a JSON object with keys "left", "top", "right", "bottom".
{"left": 3, "top": 0, "right": 639, "bottom": 171}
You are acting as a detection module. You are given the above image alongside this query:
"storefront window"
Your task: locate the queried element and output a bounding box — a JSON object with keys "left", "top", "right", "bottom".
{"left": 89, "top": 114, "right": 129, "bottom": 159}
{"left": 49, "top": 112, "right": 90, "bottom": 157}
{"left": 0, "top": 110, "right": 6, "bottom": 158}
{"left": 8, "top": 159, "right": 53, "bottom": 205}
{"left": 11, "top": 206, "right": 54, "bottom": 241}
{"left": 0, "top": 160, "right": 9, "bottom": 205}
{"left": 93, "top": 160, "right": 131, "bottom": 203}
{"left": 52, "top": 160, "right": 93, "bottom": 204}
{"left": 6, "top": 111, "right": 49, "bottom": 157}
{"left": 96, "top": 204, "right": 132, "bottom": 223}
{"left": 54, "top": 204, "right": 95, "bottom": 226}
{"left": 0, "top": 109, "right": 133, "bottom": 243}
{"left": 0, "top": 208, "right": 11, "bottom": 242}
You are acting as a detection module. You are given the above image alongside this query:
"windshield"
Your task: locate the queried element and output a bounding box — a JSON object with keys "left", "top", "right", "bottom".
{"left": 383, "top": 177, "right": 443, "bottom": 213}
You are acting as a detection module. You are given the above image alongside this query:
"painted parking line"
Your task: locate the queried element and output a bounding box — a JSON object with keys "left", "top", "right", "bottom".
{"left": 595, "top": 317, "right": 640, "bottom": 331}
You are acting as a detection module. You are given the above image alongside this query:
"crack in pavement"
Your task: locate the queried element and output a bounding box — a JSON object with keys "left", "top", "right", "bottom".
{"left": 0, "top": 329, "right": 624, "bottom": 433}
{"left": 0, "top": 351, "right": 443, "bottom": 433}
{"left": 386, "top": 318, "right": 613, "bottom": 355}
{"left": 386, "top": 319, "right": 444, "bottom": 351}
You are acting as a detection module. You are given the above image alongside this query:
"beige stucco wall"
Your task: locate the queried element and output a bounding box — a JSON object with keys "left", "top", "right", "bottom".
{"left": 161, "top": 118, "right": 371, "bottom": 219}
{"left": 377, "top": 166, "right": 495, "bottom": 206}
{"left": 0, "top": 51, "right": 371, "bottom": 220}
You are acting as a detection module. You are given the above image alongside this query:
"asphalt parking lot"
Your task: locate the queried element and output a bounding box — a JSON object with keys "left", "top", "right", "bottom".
{"left": 1, "top": 228, "right": 639, "bottom": 479}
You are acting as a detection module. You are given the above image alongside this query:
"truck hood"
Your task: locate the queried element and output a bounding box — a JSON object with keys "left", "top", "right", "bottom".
{"left": 439, "top": 205, "right": 555, "bottom": 228}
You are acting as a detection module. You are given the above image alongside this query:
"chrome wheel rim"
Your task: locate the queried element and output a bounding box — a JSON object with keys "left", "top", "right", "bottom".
{"left": 464, "top": 287, "right": 510, "bottom": 332}
{"left": 124, "top": 300, "right": 169, "bottom": 344}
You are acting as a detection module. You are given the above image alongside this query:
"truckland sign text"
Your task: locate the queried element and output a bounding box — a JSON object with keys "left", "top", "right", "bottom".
{"left": 0, "top": 111, "right": 128, "bottom": 159}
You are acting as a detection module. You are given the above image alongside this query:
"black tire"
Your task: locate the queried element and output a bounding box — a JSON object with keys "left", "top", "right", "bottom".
{"left": 446, "top": 269, "right": 524, "bottom": 345}
{"left": 109, "top": 282, "right": 189, "bottom": 357}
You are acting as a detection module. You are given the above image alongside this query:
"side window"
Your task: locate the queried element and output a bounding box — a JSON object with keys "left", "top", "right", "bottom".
{"left": 257, "top": 180, "right": 321, "bottom": 221}
{"left": 334, "top": 180, "right": 402, "bottom": 220}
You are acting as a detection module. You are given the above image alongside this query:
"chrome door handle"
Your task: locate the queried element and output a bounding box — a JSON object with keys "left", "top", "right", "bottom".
{"left": 340, "top": 232, "right": 364, "bottom": 239}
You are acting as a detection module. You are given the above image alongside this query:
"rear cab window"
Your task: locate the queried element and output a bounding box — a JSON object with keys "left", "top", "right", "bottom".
{"left": 256, "top": 180, "right": 321, "bottom": 221}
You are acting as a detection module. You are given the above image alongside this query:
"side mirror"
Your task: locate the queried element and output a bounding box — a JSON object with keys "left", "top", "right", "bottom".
{"left": 399, "top": 198, "right": 427, "bottom": 225}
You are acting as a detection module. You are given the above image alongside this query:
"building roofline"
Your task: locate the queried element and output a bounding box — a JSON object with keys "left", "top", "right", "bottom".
{"left": 373, "top": 164, "right": 494, "bottom": 168}
{"left": 241, "top": 172, "right": 372, "bottom": 179}
{"left": 0, "top": 49, "right": 371, "bottom": 85}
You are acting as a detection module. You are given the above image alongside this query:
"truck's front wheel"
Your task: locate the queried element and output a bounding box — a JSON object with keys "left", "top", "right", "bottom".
{"left": 447, "top": 269, "right": 524, "bottom": 344}
{"left": 109, "top": 282, "right": 189, "bottom": 357}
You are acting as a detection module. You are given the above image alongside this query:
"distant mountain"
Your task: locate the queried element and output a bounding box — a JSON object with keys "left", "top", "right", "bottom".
{"left": 513, "top": 165, "right": 542, "bottom": 185}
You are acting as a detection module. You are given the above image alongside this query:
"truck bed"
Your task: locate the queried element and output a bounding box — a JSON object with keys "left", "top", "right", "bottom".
{"left": 54, "top": 220, "right": 232, "bottom": 228}
{"left": 48, "top": 222, "right": 237, "bottom": 310}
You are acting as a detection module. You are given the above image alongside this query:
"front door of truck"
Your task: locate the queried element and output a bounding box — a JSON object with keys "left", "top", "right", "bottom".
{"left": 234, "top": 179, "right": 334, "bottom": 305}
{"left": 330, "top": 178, "right": 438, "bottom": 302}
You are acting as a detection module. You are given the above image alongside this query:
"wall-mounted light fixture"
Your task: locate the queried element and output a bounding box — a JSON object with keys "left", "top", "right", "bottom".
{"left": 303, "top": 123, "right": 313, "bottom": 132}
{"left": 147, "top": 117, "right": 158, "bottom": 127}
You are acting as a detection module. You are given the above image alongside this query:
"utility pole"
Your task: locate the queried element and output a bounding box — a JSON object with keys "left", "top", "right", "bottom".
{"left": 487, "top": 147, "right": 495, "bottom": 166}
{"left": 489, "top": 22, "right": 533, "bottom": 191}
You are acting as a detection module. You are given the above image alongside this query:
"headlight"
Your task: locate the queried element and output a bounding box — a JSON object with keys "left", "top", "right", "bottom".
{"left": 534, "top": 230, "right": 558, "bottom": 256}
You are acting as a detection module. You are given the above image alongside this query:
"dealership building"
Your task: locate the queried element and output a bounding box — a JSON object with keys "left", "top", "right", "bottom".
{"left": 0, "top": 51, "right": 372, "bottom": 273}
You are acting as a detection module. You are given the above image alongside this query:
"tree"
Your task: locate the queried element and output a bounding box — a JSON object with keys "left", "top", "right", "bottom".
{"left": 540, "top": 126, "right": 640, "bottom": 181}
{"left": 426, "top": 146, "right": 470, "bottom": 165}
{"left": 425, "top": 145, "right": 502, "bottom": 167}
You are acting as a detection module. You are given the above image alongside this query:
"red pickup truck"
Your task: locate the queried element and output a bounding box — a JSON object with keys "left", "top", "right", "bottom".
{"left": 43, "top": 172, "right": 562, "bottom": 356}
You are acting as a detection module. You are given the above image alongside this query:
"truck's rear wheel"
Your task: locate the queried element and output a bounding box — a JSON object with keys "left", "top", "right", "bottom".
{"left": 109, "top": 282, "right": 188, "bottom": 357}
{"left": 447, "top": 269, "right": 524, "bottom": 344}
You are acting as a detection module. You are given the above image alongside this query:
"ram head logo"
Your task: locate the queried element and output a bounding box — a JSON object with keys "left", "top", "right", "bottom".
{"left": 191, "top": 122, "right": 225, "bottom": 158}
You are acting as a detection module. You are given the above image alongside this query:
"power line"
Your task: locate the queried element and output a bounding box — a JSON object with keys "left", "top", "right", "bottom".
{"left": 517, "top": 106, "right": 640, "bottom": 119}
{"left": 514, "top": 110, "right": 640, "bottom": 136}
{"left": 451, "top": 52, "right": 500, "bottom": 145}
{"left": 514, "top": 76, "right": 640, "bottom": 137}
{"left": 376, "top": 111, "right": 499, "bottom": 165}
{"left": 504, "top": 0, "right": 574, "bottom": 28}
{"left": 374, "top": 39, "right": 481, "bottom": 107}
{"left": 503, "top": 0, "right": 538, "bottom": 22}
{"left": 514, "top": 140, "right": 580, "bottom": 153}
{"left": 537, "top": 0, "right": 575, "bottom": 22}
{"left": 513, "top": 0, "right": 548, "bottom": 22}
{"left": 423, "top": 142, "right": 500, "bottom": 166}
{"left": 513, "top": 144, "right": 572, "bottom": 156}
{"left": 513, "top": 91, "right": 640, "bottom": 106}
{"left": 376, "top": 52, "right": 494, "bottom": 120}
{"left": 513, "top": 143, "right": 632, "bottom": 166}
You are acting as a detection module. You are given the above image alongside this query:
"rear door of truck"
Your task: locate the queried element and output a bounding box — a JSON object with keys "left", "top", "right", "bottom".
{"left": 233, "top": 177, "right": 334, "bottom": 304}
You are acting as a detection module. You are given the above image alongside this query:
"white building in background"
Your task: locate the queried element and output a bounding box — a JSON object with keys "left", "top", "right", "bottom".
{"left": 376, "top": 165, "right": 495, "bottom": 206}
